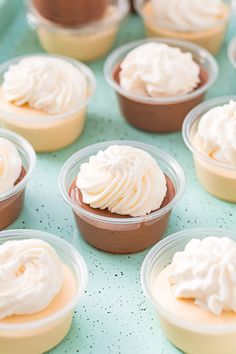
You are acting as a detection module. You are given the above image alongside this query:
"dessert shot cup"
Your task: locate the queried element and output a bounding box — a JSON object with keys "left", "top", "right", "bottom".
{"left": 58, "top": 140, "right": 185, "bottom": 254}
{"left": 104, "top": 38, "right": 218, "bottom": 133}
{"left": 0, "top": 54, "right": 96, "bottom": 152}
{"left": 27, "top": 0, "right": 130, "bottom": 62}
{"left": 135, "top": 0, "right": 232, "bottom": 55}
{"left": 0, "top": 229, "right": 88, "bottom": 354}
{"left": 228, "top": 35, "right": 236, "bottom": 69}
{"left": 141, "top": 227, "right": 236, "bottom": 354}
{"left": 183, "top": 95, "right": 236, "bottom": 203}
{"left": 0, "top": 129, "right": 36, "bottom": 230}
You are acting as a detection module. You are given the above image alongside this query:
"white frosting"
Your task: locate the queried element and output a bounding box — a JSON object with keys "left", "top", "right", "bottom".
{"left": 169, "top": 237, "right": 236, "bottom": 316}
{"left": 0, "top": 138, "right": 22, "bottom": 195}
{"left": 0, "top": 239, "right": 64, "bottom": 319}
{"left": 194, "top": 100, "right": 236, "bottom": 166}
{"left": 76, "top": 145, "right": 167, "bottom": 217}
{"left": 119, "top": 43, "right": 200, "bottom": 98}
{"left": 2, "top": 57, "right": 88, "bottom": 114}
{"left": 152, "top": 0, "right": 226, "bottom": 32}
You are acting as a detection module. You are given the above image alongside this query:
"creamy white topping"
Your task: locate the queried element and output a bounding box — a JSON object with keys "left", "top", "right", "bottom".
{"left": 193, "top": 100, "right": 236, "bottom": 166}
{"left": 119, "top": 43, "right": 200, "bottom": 98}
{"left": 0, "top": 138, "right": 22, "bottom": 195}
{"left": 2, "top": 57, "right": 88, "bottom": 114}
{"left": 169, "top": 237, "right": 236, "bottom": 316}
{"left": 0, "top": 239, "right": 64, "bottom": 319}
{"left": 76, "top": 145, "right": 167, "bottom": 217}
{"left": 152, "top": 0, "right": 226, "bottom": 32}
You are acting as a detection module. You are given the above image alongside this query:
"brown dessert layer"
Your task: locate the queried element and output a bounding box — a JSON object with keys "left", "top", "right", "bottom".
{"left": 69, "top": 175, "right": 175, "bottom": 253}
{"left": 0, "top": 167, "right": 26, "bottom": 230}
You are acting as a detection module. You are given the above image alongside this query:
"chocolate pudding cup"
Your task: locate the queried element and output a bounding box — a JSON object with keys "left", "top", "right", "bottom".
{"left": 0, "top": 129, "right": 36, "bottom": 230}
{"left": 0, "top": 229, "right": 88, "bottom": 354}
{"left": 141, "top": 228, "right": 236, "bottom": 354}
{"left": 104, "top": 38, "right": 218, "bottom": 133}
{"left": 33, "top": 0, "right": 108, "bottom": 27}
{"left": 58, "top": 140, "right": 185, "bottom": 254}
{"left": 183, "top": 95, "right": 236, "bottom": 203}
{"left": 27, "top": 0, "right": 129, "bottom": 62}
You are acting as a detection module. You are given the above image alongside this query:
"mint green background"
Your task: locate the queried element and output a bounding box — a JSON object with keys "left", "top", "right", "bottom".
{"left": 0, "top": 1, "right": 236, "bottom": 353}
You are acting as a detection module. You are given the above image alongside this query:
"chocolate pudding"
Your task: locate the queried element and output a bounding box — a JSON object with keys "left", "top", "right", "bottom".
{"left": 33, "top": 0, "right": 108, "bottom": 26}
{"left": 113, "top": 64, "right": 208, "bottom": 133}
{"left": 0, "top": 167, "right": 26, "bottom": 230}
{"left": 69, "top": 176, "right": 175, "bottom": 254}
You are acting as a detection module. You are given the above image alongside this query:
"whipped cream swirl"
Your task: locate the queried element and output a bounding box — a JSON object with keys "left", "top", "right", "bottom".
{"left": 0, "top": 239, "right": 64, "bottom": 319}
{"left": 194, "top": 100, "right": 236, "bottom": 166}
{"left": 120, "top": 43, "right": 200, "bottom": 97}
{"left": 0, "top": 138, "right": 22, "bottom": 195}
{"left": 77, "top": 145, "right": 167, "bottom": 217}
{"left": 152, "top": 0, "right": 226, "bottom": 32}
{"left": 169, "top": 237, "right": 236, "bottom": 316}
{"left": 3, "top": 57, "right": 88, "bottom": 114}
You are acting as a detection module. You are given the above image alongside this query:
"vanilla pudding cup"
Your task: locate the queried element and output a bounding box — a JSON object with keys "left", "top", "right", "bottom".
{"left": 0, "top": 229, "right": 88, "bottom": 354}
{"left": 0, "top": 54, "right": 95, "bottom": 152}
{"left": 135, "top": 0, "right": 231, "bottom": 55}
{"left": 0, "top": 129, "right": 36, "bottom": 229}
{"left": 183, "top": 96, "right": 236, "bottom": 203}
{"left": 27, "top": 0, "right": 129, "bottom": 62}
{"left": 141, "top": 227, "right": 236, "bottom": 354}
{"left": 104, "top": 38, "right": 218, "bottom": 133}
{"left": 59, "top": 140, "right": 185, "bottom": 254}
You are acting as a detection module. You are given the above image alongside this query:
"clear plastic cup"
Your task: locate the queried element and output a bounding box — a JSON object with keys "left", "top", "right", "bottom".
{"left": 135, "top": 0, "right": 232, "bottom": 55}
{"left": 228, "top": 35, "right": 236, "bottom": 69}
{"left": 0, "top": 54, "right": 96, "bottom": 152}
{"left": 26, "top": 0, "right": 130, "bottom": 62}
{"left": 0, "top": 229, "right": 88, "bottom": 354}
{"left": 182, "top": 95, "right": 236, "bottom": 202}
{"left": 141, "top": 227, "right": 236, "bottom": 354}
{"left": 0, "top": 128, "right": 36, "bottom": 229}
{"left": 104, "top": 38, "right": 218, "bottom": 133}
{"left": 58, "top": 140, "right": 185, "bottom": 254}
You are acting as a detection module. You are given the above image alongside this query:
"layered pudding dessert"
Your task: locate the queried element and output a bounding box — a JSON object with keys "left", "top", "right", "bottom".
{"left": 0, "top": 55, "right": 95, "bottom": 152}
{"left": 184, "top": 98, "right": 236, "bottom": 202}
{"left": 27, "top": 0, "right": 129, "bottom": 62}
{"left": 105, "top": 39, "right": 217, "bottom": 133}
{"left": 0, "top": 230, "right": 88, "bottom": 354}
{"left": 149, "top": 235, "right": 236, "bottom": 354}
{"left": 59, "top": 141, "right": 185, "bottom": 254}
{"left": 33, "top": 0, "right": 108, "bottom": 26}
{"left": 137, "top": 0, "right": 230, "bottom": 54}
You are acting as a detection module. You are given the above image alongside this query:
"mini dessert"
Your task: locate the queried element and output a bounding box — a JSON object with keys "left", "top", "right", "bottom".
{"left": 33, "top": 0, "right": 108, "bottom": 26}
{"left": 59, "top": 141, "right": 185, "bottom": 254}
{"left": 0, "top": 129, "right": 36, "bottom": 230}
{"left": 0, "top": 229, "right": 88, "bottom": 354}
{"left": 141, "top": 228, "right": 236, "bottom": 354}
{"left": 135, "top": 0, "right": 231, "bottom": 55}
{"left": 105, "top": 39, "right": 218, "bottom": 133}
{"left": 0, "top": 54, "right": 95, "bottom": 152}
{"left": 183, "top": 97, "right": 236, "bottom": 202}
{"left": 27, "top": 0, "right": 129, "bottom": 62}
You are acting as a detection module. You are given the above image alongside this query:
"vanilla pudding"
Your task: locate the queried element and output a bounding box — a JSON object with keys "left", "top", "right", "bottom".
{"left": 0, "top": 55, "right": 95, "bottom": 152}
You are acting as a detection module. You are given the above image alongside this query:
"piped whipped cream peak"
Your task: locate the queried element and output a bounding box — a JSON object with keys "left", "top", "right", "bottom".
{"left": 0, "top": 239, "right": 64, "bottom": 319}
{"left": 152, "top": 0, "right": 226, "bottom": 32}
{"left": 169, "top": 237, "right": 236, "bottom": 316}
{"left": 76, "top": 145, "right": 167, "bottom": 217}
{"left": 2, "top": 56, "right": 88, "bottom": 115}
{"left": 0, "top": 138, "right": 22, "bottom": 195}
{"left": 119, "top": 42, "right": 200, "bottom": 98}
{"left": 194, "top": 100, "right": 236, "bottom": 166}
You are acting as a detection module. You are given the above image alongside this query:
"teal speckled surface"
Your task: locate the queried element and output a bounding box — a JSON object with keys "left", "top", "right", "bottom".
{"left": 0, "top": 2, "right": 236, "bottom": 353}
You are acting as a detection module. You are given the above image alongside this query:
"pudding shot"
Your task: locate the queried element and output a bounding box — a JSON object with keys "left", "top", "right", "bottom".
{"left": 0, "top": 229, "right": 88, "bottom": 354}
{"left": 183, "top": 96, "right": 236, "bottom": 202}
{"left": 142, "top": 228, "right": 236, "bottom": 354}
{"left": 0, "top": 54, "right": 95, "bottom": 152}
{"left": 59, "top": 141, "right": 185, "bottom": 254}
